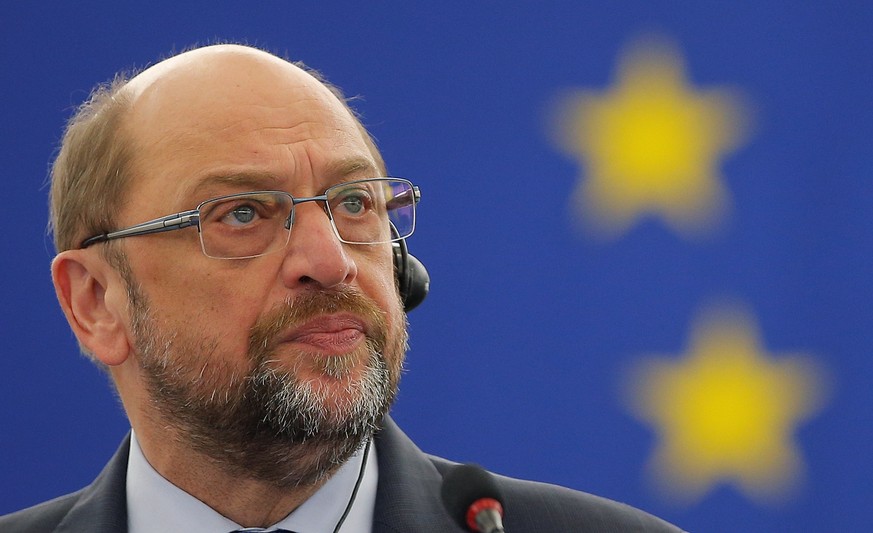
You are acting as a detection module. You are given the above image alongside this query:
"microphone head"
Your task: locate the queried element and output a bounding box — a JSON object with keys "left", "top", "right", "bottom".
{"left": 441, "top": 463, "right": 505, "bottom": 532}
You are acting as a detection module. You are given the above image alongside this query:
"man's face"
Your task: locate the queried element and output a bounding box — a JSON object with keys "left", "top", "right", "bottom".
{"left": 111, "top": 47, "right": 407, "bottom": 485}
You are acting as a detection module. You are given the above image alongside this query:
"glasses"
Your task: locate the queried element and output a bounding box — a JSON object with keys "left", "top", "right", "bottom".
{"left": 80, "top": 178, "right": 420, "bottom": 259}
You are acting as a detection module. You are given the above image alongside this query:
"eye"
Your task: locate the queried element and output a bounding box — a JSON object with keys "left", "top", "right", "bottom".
{"left": 223, "top": 205, "right": 257, "bottom": 226}
{"left": 339, "top": 194, "right": 365, "bottom": 214}
{"left": 333, "top": 188, "right": 374, "bottom": 216}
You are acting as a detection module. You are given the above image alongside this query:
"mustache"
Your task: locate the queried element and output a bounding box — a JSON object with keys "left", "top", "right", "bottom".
{"left": 248, "top": 286, "right": 388, "bottom": 358}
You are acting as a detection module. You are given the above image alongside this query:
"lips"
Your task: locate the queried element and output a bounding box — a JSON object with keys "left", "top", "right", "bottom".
{"left": 281, "top": 313, "right": 367, "bottom": 355}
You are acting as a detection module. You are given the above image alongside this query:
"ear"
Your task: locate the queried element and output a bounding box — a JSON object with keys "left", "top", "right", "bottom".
{"left": 51, "top": 249, "right": 132, "bottom": 366}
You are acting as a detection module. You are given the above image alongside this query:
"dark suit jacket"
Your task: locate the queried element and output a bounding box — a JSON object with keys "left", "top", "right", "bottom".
{"left": 0, "top": 417, "right": 682, "bottom": 532}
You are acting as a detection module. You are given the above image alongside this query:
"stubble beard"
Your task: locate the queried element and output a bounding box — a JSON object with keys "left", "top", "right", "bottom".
{"left": 126, "top": 277, "right": 407, "bottom": 488}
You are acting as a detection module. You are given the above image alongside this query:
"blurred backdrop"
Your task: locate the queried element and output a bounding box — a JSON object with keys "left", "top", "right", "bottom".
{"left": 2, "top": 2, "right": 872, "bottom": 531}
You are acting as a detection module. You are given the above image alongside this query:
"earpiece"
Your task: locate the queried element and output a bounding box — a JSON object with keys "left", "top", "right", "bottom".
{"left": 393, "top": 238, "right": 430, "bottom": 312}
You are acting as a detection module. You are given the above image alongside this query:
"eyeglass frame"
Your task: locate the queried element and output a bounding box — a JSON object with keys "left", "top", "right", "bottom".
{"left": 79, "top": 177, "right": 420, "bottom": 259}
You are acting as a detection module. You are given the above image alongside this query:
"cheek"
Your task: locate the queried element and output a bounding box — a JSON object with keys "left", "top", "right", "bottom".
{"left": 365, "top": 253, "right": 407, "bottom": 357}
{"left": 128, "top": 249, "right": 271, "bottom": 356}
{"left": 356, "top": 248, "right": 402, "bottom": 311}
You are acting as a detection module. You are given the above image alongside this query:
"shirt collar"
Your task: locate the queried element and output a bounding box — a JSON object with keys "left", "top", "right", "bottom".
{"left": 126, "top": 430, "right": 377, "bottom": 533}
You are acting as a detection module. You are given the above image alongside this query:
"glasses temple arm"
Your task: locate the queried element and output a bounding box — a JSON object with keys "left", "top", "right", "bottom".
{"left": 80, "top": 211, "right": 200, "bottom": 248}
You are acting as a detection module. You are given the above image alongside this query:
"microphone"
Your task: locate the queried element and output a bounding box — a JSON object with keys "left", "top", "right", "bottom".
{"left": 441, "top": 463, "right": 506, "bottom": 533}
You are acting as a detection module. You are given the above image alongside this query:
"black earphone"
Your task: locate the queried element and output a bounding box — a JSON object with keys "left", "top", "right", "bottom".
{"left": 393, "top": 238, "right": 429, "bottom": 312}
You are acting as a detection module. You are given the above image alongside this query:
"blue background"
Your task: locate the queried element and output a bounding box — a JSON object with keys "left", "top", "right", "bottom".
{"left": 2, "top": 2, "right": 872, "bottom": 531}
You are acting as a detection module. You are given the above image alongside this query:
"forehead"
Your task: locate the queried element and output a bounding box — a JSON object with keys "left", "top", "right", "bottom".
{"left": 122, "top": 47, "right": 378, "bottom": 205}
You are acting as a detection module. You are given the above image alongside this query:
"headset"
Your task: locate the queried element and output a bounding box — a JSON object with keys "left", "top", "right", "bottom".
{"left": 393, "top": 238, "right": 429, "bottom": 312}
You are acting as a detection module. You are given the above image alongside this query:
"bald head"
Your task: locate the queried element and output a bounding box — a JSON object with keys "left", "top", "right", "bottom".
{"left": 124, "top": 45, "right": 293, "bottom": 97}
{"left": 123, "top": 45, "right": 342, "bottom": 126}
{"left": 50, "top": 44, "right": 384, "bottom": 253}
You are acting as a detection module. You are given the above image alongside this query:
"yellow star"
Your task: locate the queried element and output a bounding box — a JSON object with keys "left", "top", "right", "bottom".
{"left": 623, "top": 304, "right": 829, "bottom": 504}
{"left": 551, "top": 36, "right": 749, "bottom": 237}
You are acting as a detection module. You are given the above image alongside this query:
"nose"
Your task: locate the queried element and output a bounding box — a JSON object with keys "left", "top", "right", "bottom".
{"left": 278, "top": 202, "right": 358, "bottom": 291}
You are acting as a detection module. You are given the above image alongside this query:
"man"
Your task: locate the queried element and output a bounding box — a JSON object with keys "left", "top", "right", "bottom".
{"left": 1, "top": 44, "right": 682, "bottom": 532}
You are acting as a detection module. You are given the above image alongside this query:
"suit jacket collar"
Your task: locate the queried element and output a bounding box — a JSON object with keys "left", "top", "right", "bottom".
{"left": 372, "top": 417, "right": 462, "bottom": 533}
{"left": 54, "top": 434, "right": 130, "bottom": 533}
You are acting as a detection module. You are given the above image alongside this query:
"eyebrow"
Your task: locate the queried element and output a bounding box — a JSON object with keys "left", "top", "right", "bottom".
{"left": 323, "top": 156, "right": 381, "bottom": 179}
{"left": 188, "top": 171, "right": 283, "bottom": 198}
{"left": 185, "top": 157, "right": 381, "bottom": 203}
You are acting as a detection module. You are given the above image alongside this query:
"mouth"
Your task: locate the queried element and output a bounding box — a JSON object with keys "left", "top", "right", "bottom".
{"left": 279, "top": 313, "right": 368, "bottom": 355}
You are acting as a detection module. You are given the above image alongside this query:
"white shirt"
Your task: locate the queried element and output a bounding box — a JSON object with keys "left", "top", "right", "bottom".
{"left": 126, "top": 431, "right": 377, "bottom": 533}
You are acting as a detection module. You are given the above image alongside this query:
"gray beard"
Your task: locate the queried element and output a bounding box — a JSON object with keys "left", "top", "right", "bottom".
{"left": 126, "top": 278, "right": 405, "bottom": 488}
